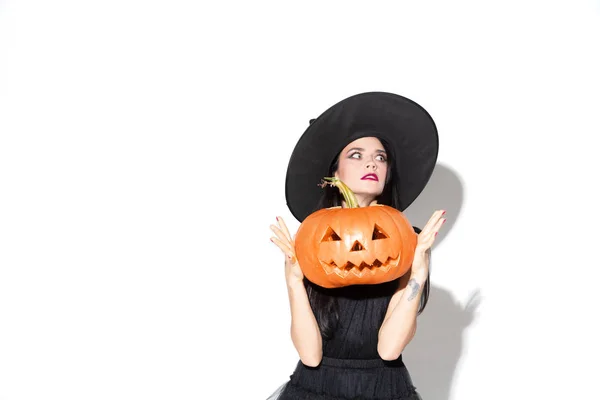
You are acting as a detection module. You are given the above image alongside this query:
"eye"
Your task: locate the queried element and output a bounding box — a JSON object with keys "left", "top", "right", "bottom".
{"left": 375, "top": 154, "right": 387, "bottom": 162}
{"left": 321, "top": 226, "right": 342, "bottom": 242}
{"left": 349, "top": 152, "right": 362, "bottom": 159}
{"left": 372, "top": 224, "right": 389, "bottom": 240}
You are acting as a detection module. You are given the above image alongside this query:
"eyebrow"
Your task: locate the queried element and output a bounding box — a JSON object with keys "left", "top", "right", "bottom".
{"left": 346, "top": 147, "right": 387, "bottom": 154}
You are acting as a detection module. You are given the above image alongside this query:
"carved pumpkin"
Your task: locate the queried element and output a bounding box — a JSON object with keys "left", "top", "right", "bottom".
{"left": 294, "top": 177, "right": 417, "bottom": 288}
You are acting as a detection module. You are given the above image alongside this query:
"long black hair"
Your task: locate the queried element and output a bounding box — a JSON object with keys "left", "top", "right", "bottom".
{"left": 304, "top": 137, "right": 430, "bottom": 339}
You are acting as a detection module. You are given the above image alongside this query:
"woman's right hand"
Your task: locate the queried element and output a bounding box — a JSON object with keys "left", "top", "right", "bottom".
{"left": 270, "top": 216, "right": 304, "bottom": 285}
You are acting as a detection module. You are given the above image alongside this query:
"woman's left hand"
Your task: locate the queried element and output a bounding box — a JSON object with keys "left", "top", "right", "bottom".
{"left": 411, "top": 210, "right": 446, "bottom": 280}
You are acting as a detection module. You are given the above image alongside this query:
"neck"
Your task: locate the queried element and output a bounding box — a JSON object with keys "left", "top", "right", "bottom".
{"left": 341, "top": 195, "right": 377, "bottom": 208}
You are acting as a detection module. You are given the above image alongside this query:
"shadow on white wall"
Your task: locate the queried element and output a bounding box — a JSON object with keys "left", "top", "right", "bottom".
{"left": 403, "top": 164, "right": 481, "bottom": 400}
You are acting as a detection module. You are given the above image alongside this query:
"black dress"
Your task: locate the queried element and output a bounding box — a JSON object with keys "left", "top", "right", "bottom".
{"left": 267, "top": 279, "right": 422, "bottom": 400}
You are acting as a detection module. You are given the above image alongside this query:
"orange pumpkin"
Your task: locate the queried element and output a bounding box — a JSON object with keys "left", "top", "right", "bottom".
{"left": 294, "top": 177, "right": 417, "bottom": 288}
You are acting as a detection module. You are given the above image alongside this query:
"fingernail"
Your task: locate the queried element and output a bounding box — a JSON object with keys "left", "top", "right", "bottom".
{"left": 276, "top": 216, "right": 279, "bottom": 221}
{"left": 435, "top": 232, "right": 438, "bottom": 236}
{"left": 443, "top": 218, "right": 446, "bottom": 223}
{"left": 441, "top": 210, "right": 446, "bottom": 215}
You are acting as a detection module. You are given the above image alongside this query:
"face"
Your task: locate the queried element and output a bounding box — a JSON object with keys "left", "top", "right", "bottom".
{"left": 334, "top": 136, "right": 388, "bottom": 203}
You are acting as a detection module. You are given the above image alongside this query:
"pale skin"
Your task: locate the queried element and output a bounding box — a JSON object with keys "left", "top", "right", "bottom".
{"left": 270, "top": 137, "right": 446, "bottom": 366}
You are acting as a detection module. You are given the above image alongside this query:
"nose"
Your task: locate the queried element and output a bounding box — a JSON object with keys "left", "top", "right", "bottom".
{"left": 365, "top": 157, "right": 378, "bottom": 170}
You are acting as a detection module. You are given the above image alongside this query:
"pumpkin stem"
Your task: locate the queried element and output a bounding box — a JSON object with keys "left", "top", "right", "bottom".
{"left": 319, "top": 177, "right": 360, "bottom": 208}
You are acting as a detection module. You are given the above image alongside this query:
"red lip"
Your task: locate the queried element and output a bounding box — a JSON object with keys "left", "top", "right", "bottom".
{"left": 361, "top": 173, "right": 379, "bottom": 181}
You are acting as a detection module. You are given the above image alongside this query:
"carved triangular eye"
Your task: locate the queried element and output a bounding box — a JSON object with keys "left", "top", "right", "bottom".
{"left": 321, "top": 226, "right": 342, "bottom": 242}
{"left": 350, "top": 240, "right": 364, "bottom": 252}
{"left": 372, "top": 224, "right": 389, "bottom": 240}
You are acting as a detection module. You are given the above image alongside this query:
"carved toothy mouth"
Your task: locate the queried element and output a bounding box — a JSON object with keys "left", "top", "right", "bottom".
{"left": 320, "top": 256, "right": 400, "bottom": 278}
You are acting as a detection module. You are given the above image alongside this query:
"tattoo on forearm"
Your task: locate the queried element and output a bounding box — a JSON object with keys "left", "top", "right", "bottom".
{"left": 407, "top": 279, "right": 420, "bottom": 301}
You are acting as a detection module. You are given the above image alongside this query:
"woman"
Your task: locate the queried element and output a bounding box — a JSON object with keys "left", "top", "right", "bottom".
{"left": 269, "top": 92, "right": 443, "bottom": 400}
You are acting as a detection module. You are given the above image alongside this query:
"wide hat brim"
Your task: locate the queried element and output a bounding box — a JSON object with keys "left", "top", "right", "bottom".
{"left": 285, "top": 91, "right": 439, "bottom": 222}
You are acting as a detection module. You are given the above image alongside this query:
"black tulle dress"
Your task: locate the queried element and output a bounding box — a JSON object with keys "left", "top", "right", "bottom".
{"left": 267, "top": 279, "right": 422, "bottom": 400}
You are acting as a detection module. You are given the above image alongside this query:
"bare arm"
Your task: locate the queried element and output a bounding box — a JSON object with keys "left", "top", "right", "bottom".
{"left": 271, "top": 217, "right": 323, "bottom": 367}
{"left": 378, "top": 209, "right": 446, "bottom": 360}
{"left": 287, "top": 278, "right": 323, "bottom": 367}
{"left": 377, "top": 264, "right": 428, "bottom": 360}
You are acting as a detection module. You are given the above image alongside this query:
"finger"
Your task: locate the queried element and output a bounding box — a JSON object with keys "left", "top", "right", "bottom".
{"left": 276, "top": 216, "right": 293, "bottom": 242}
{"left": 418, "top": 216, "right": 446, "bottom": 248}
{"left": 429, "top": 217, "right": 446, "bottom": 239}
{"left": 285, "top": 254, "right": 298, "bottom": 265}
{"left": 272, "top": 241, "right": 295, "bottom": 260}
{"left": 271, "top": 236, "right": 294, "bottom": 257}
{"left": 421, "top": 210, "right": 445, "bottom": 234}
{"left": 433, "top": 216, "right": 446, "bottom": 233}
{"left": 421, "top": 211, "right": 440, "bottom": 234}
{"left": 426, "top": 215, "right": 446, "bottom": 239}
{"left": 270, "top": 224, "right": 291, "bottom": 246}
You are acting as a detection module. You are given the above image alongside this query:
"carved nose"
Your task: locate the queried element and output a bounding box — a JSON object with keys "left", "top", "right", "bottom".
{"left": 350, "top": 241, "right": 365, "bottom": 252}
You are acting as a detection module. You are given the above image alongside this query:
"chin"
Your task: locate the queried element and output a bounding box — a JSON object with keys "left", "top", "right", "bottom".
{"left": 345, "top": 180, "right": 383, "bottom": 198}
{"left": 353, "top": 188, "right": 384, "bottom": 200}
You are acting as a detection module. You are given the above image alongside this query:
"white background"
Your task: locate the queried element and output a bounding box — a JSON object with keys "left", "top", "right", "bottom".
{"left": 1, "top": 1, "right": 599, "bottom": 399}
